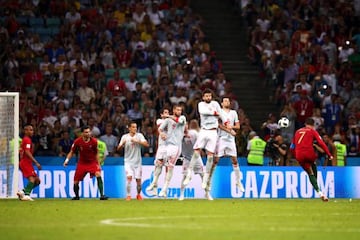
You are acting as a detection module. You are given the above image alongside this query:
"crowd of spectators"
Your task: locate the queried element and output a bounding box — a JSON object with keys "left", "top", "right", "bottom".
{"left": 238, "top": 0, "right": 360, "bottom": 158}
{"left": 0, "top": 0, "right": 240, "bottom": 157}
{"left": 1, "top": 0, "right": 359, "bottom": 161}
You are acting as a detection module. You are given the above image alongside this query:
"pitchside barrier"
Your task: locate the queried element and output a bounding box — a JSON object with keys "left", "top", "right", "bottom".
{"left": 2, "top": 157, "right": 360, "bottom": 199}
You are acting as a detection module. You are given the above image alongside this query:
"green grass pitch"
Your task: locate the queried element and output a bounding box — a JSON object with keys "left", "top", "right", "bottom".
{"left": 1, "top": 198, "right": 359, "bottom": 240}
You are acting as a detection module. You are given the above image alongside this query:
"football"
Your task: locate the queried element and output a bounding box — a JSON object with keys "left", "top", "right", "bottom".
{"left": 278, "top": 117, "right": 290, "bottom": 128}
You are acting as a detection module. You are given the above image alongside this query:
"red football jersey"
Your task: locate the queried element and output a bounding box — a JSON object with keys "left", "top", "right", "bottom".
{"left": 71, "top": 137, "right": 98, "bottom": 164}
{"left": 20, "top": 136, "right": 33, "bottom": 163}
{"left": 293, "top": 127, "right": 332, "bottom": 158}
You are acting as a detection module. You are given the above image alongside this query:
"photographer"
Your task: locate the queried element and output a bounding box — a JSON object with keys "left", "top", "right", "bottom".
{"left": 265, "top": 134, "right": 287, "bottom": 166}
{"left": 338, "top": 40, "right": 354, "bottom": 64}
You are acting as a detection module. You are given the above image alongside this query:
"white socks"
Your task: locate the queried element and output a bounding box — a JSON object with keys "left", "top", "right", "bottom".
{"left": 126, "top": 179, "right": 131, "bottom": 196}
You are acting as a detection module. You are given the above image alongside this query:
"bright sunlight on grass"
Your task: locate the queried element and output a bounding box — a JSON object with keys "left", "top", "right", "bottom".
{"left": 1, "top": 198, "right": 359, "bottom": 240}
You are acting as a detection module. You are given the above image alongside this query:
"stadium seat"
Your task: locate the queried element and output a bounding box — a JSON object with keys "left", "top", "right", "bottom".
{"left": 46, "top": 17, "right": 61, "bottom": 27}
{"left": 120, "top": 68, "right": 131, "bottom": 81}
{"left": 138, "top": 77, "right": 148, "bottom": 83}
{"left": 137, "top": 68, "right": 152, "bottom": 79}
{"left": 35, "top": 27, "right": 52, "bottom": 35}
{"left": 105, "top": 68, "right": 117, "bottom": 78}
{"left": 39, "top": 34, "right": 53, "bottom": 43}
{"left": 16, "top": 16, "right": 29, "bottom": 26}
{"left": 29, "top": 17, "right": 45, "bottom": 27}
{"left": 50, "top": 27, "right": 60, "bottom": 35}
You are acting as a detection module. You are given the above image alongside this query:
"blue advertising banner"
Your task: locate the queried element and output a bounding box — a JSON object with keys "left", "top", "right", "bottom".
{"left": 12, "top": 165, "right": 359, "bottom": 199}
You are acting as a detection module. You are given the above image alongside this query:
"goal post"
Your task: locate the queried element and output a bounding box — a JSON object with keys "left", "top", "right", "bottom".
{"left": 0, "top": 92, "right": 20, "bottom": 198}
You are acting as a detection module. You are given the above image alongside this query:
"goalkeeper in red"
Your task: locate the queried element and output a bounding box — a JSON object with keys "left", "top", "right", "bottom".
{"left": 63, "top": 125, "right": 108, "bottom": 200}
{"left": 292, "top": 118, "right": 333, "bottom": 201}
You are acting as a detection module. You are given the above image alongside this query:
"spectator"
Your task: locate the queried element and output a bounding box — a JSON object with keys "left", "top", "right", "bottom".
{"left": 70, "top": 52, "right": 89, "bottom": 72}
{"left": 142, "top": 125, "right": 157, "bottom": 157}
{"left": 154, "top": 88, "right": 171, "bottom": 113}
{"left": 100, "top": 44, "right": 115, "bottom": 69}
{"left": 147, "top": 1, "right": 164, "bottom": 27}
{"left": 88, "top": 116, "right": 101, "bottom": 137}
{"left": 125, "top": 69, "right": 139, "bottom": 92}
{"left": 99, "top": 122, "right": 119, "bottom": 157}
{"left": 322, "top": 94, "right": 342, "bottom": 135}
{"left": 23, "top": 63, "right": 43, "bottom": 91}
{"left": 312, "top": 108, "right": 325, "bottom": 131}
{"left": 346, "top": 115, "right": 360, "bottom": 156}
{"left": 107, "top": 71, "right": 127, "bottom": 98}
{"left": 260, "top": 113, "right": 279, "bottom": 141}
{"left": 133, "top": 82, "right": 143, "bottom": 102}
{"left": 321, "top": 35, "right": 337, "bottom": 66}
{"left": 142, "top": 73, "right": 155, "bottom": 93}
{"left": 89, "top": 71, "right": 106, "bottom": 94}
{"left": 293, "top": 90, "right": 314, "bottom": 129}
{"left": 127, "top": 101, "right": 143, "bottom": 127}
{"left": 294, "top": 73, "right": 312, "bottom": 94}
{"left": 75, "top": 77, "right": 95, "bottom": 105}
{"left": 55, "top": 101, "right": 68, "bottom": 119}
{"left": 338, "top": 41, "right": 355, "bottom": 64}
{"left": 89, "top": 56, "right": 105, "bottom": 77}
{"left": 58, "top": 130, "right": 74, "bottom": 157}
{"left": 170, "top": 87, "right": 187, "bottom": 105}
{"left": 29, "top": 34, "right": 45, "bottom": 58}
{"left": 34, "top": 124, "right": 56, "bottom": 156}
{"left": 115, "top": 41, "right": 132, "bottom": 68}
{"left": 132, "top": 2, "right": 146, "bottom": 26}
{"left": 279, "top": 102, "right": 296, "bottom": 144}
{"left": 46, "top": 40, "right": 65, "bottom": 64}
{"left": 60, "top": 108, "right": 80, "bottom": 128}
{"left": 64, "top": 5, "right": 82, "bottom": 30}
{"left": 41, "top": 108, "right": 58, "bottom": 128}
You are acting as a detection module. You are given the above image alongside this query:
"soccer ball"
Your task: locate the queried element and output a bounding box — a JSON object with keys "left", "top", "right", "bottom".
{"left": 278, "top": 117, "right": 290, "bottom": 128}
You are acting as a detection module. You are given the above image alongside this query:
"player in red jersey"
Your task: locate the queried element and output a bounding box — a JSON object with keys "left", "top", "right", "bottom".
{"left": 293, "top": 118, "right": 333, "bottom": 202}
{"left": 63, "top": 125, "right": 108, "bottom": 200}
{"left": 17, "top": 124, "right": 42, "bottom": 201}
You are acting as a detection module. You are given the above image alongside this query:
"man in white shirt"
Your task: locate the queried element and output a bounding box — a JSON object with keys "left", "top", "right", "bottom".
{"left": 183, "top": 89, "right": 223, "bottom": 200}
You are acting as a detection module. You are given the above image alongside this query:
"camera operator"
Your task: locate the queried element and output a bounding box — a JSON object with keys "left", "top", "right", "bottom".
{"left": 265, "top": 134, "right": 287, "bottom": 166}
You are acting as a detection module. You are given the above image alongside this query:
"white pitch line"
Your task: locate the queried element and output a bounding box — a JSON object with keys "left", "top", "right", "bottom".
{"left": 100, "top": 215, "right": 219, "bottom": 229}
{"left": 100, "top": 215, "right": 360, "bottom": 232}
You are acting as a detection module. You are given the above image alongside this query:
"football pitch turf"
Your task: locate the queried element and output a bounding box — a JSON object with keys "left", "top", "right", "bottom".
{"left": 1, "top": 198, "right": 359, "bottom": 240}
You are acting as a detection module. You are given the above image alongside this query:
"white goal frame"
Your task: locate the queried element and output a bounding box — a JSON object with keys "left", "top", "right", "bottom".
{"left": 0, "top": 92, "right": 20, "bottom": 198}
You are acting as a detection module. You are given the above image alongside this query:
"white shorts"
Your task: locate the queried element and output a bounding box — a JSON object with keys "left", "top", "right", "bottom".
{"left": 193, "top": 129, "right": 218, "bottom": 153}
{"left": 124, "top": 162, "right": 142, "bottom": 179}
{"left": 182, "top": 156, "right": 204, "bottom": 174}
{"left": 155, "top": 144, "right": 167, "bottom": 161}
{"left": 165, "top": 144, "right": 181, "bottom": 168}
{"left": 215, "top": 137, "right": 237, "bottom": 158}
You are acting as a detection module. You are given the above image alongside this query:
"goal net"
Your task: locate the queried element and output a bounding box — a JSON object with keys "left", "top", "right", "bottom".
{"left": 0, "top": 92, "right": 19, "bottom": 198}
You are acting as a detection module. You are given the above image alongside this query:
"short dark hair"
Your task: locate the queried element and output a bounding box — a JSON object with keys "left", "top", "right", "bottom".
{"left": 81, "top": 125, "right": 90, "bottom": 132}
{"left": 202, "top": 88, "right": 213, "bottom": 96}
{"left": 23, "top": 124, "right": 33, "bottom": 130}
{"left": 128, "top": 121, "right": 137, "bottom": 128}
{"left": 221, "top": 96, "right": 231, "bottom": 102}
{"left": 161, "top": 108, "right": 169, "bottom": 114}
{"left": 305, "top": 118, "right": 315, "bottom": 126}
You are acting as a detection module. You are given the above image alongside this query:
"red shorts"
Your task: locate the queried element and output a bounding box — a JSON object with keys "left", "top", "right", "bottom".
{"left": 74, "top": 162, "right": 101, "bottom": 182}
{"left": 296, "top": 152, "right": 317, "bottom": 171}
{"left": 19, "top": 160, "right": 38, "bottom": 178}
